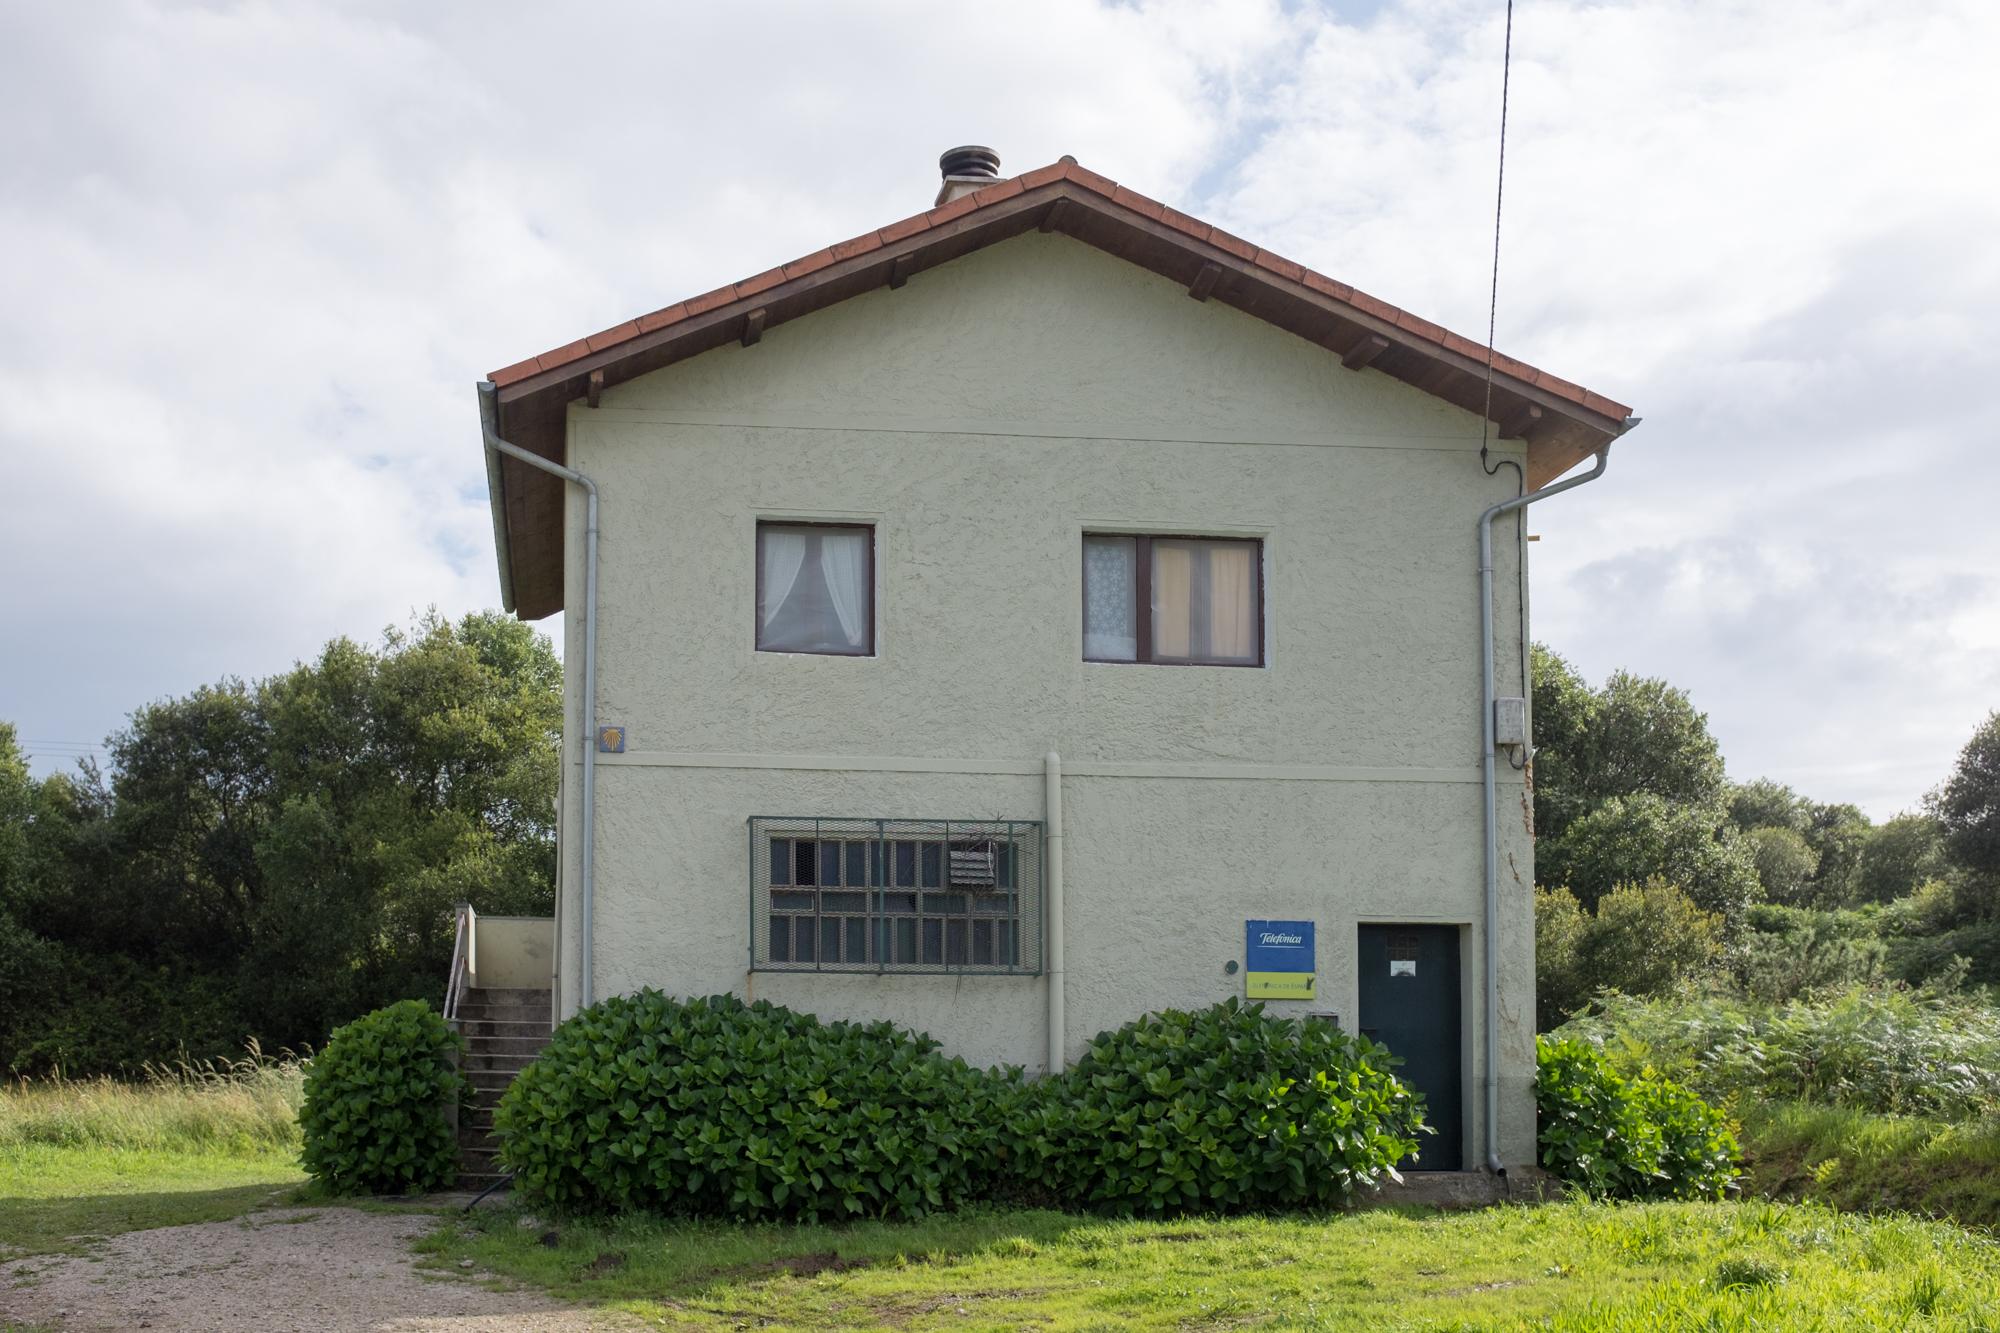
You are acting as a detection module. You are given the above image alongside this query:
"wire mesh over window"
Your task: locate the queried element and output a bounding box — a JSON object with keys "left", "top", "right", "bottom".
{"left": 749, "top": 818, "right": 1044, "bottom": 975}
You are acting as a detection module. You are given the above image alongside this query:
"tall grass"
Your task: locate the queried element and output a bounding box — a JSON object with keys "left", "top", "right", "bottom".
{"left": 1738, "top": 1102, "right": 2000, "bottom": 1229}
{"left": 0, "top": 1041, "right": 305, "bottom": 1153}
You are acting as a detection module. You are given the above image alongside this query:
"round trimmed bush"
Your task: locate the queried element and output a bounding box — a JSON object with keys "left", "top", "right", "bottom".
{"left": 1536, "top": 1034, "right": 1739, "bottom": 1200}
{"left": 300, "top": 999, "right": 466, "bottom": 1195}
{"left": 1033, "top": 998, "right": 1426, "bottom": 1214}
{"left": 495, "top": 991, "right": 1028, "bottom": 1220}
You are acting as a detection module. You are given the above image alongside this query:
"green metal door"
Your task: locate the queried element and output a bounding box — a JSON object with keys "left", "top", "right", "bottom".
{"left": 1356, "top": 924, "right": 1463, "bottom": 1171}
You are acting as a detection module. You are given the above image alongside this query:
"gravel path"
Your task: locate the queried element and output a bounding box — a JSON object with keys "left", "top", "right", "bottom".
{"left": 0, "top": 1206, "right": 637, "bottom": 1332}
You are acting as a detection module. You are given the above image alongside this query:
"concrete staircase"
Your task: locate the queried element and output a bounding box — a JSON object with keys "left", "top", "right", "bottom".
{"left": 455, "top": 986, "right": 551, "bottom": 1191}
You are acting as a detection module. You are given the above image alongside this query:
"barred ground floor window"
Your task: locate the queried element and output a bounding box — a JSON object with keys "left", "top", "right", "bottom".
{"left": 750, "top": 818, "right": 1044, "bottom": 975}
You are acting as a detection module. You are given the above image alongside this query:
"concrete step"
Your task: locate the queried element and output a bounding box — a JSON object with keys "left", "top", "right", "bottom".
{"left": 462, "top": 1053, "right": 539, "bottom": 1077}
{"left": 459, "top": 1145, "right": 504, "bottom": 1176}
{"left": 454, "top": 1000, "right": 548, "bottom": 1020}
{"left": 466, "top": 1063, "right": 525, "bottom": 1081}
{"left": 466, "top": 1073, "right": 527, "bottom": 1099}
{"left": 457, "top": 1017, "right": 551, "bottom": 1039}
{"left": 1351, "top": 1168, "right": 1556, "bottom": 1211}
{"left": 461, "top": 1035, "right": 549, "bottom": 1059}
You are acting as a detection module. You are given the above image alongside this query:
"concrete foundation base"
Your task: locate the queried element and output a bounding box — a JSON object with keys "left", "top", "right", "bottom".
{"left": 1352, "top": 1165, "right": 1557, "bottom": 1211}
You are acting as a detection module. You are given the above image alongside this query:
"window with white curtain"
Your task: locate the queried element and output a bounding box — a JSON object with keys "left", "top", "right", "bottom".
{"left": 757, "top": 522, "right": 874, "bottom": 655}
{"left": 1083, "top": 533, "right": 1262, "bottom": 666}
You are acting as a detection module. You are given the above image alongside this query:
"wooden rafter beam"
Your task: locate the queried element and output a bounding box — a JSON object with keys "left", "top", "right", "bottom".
{"left": 887, "top": 253, "right": 917, "bottom": 290}
{"left": 1187, "top": 262, "right": 1222, "bottom": 302}
{"left": 741, "top": 308, "right": 767, "bottom": 347}
{"left": 1039, "top": 197, "right": 1071, "bottom": 234}
{"left": 1500, "top": 403, "right": 1543, "bottom": 439}
{"left": 585, "top": 369, "right": 604, "bottom": 408}
{"left": 1341, "top": 334, "right": 1390, "bottom": 371}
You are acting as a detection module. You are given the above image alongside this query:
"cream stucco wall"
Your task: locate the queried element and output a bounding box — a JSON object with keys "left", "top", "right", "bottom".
{"left": 549, "top": 232, "right": 1540, "bottom": 1165}
{"left": 469, "top": 915, "right": 554, "bottom": 992}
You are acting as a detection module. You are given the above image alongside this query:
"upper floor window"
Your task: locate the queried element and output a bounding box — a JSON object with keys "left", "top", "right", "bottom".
{"left": 757, "top": 522, "right": 874, "bottom": 656}
{"left": 1084, "top": 534, "right": 1262, "bottom": 666}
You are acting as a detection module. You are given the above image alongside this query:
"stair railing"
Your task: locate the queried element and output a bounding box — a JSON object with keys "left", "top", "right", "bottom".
{"left": 444, "top": 901, "right": 477, "bottom": 1027}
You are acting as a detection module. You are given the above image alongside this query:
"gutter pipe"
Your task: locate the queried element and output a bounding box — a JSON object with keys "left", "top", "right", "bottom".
{"left": 478, "top": 381, "right": 601, "bottom": 1009}
{"left": 1044, "top": 751, "right": 1066, "bottom": 1075}
{"left": 1477, "top": 424, "right": 1633, "bottom": 1173}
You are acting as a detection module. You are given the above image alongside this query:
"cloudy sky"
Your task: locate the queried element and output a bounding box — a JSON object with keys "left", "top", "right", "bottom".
{"left": 2, "top": 0, "right": 1994, "bottom": 818}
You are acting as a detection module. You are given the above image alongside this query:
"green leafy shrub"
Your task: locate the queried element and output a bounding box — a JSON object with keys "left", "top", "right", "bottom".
{"left": 1536, "top": 1035, "right": 1738, "bottom": 1200}
{"left": 1729, "top": 903, "right": 1886, "bottom": 1003}
{"left": 299, "top": 999, "right": 465, "bottom": 1194}
{"left": 1034, "top": 998, "right": 1424, "bottom": 1215}
{"left": 498, "top": 994, "right": 1426, "bottom": 1221}
{"left": 1535, "top": 879, "right": 1722, "bottom": 1027}
{"left": 496, "top": 991, "right": 1026, "bottom": 1221}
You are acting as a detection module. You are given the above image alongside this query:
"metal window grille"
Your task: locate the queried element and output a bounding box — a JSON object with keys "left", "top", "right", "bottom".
{"left": 749, "top": 817, "right": 1044, "bottom": 975}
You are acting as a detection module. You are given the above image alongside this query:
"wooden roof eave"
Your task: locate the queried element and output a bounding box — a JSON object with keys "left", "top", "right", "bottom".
{"left": 489, "top": 180, "right": 1629, "bottom": 618}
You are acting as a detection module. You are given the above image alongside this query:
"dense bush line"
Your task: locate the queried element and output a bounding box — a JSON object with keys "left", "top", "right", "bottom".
{"left": 300, "top": 999, "right": 465, "bottom": 1195}
{"left": 1535, "top": 1036, "right": 1739, "bottom": 1200}
{"left": 1554, "top": 985, "right": 2000, "bottom": 1119}
{"left": 0, "top": 613, "right": 559, "bottom": 1077}
{"left": 497, "top": 993, "right": 1422, "bottom": 1220}
{"left": 495, "top": 992, "right": 1021, "bottom": 1218}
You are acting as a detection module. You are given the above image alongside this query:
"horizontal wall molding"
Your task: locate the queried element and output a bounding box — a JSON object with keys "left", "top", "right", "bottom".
{"left": 579, "top": 406, "right": 1525, "bottom": 456}
{"left": 590, "top": 749, "right": 1491, "bottom": 785}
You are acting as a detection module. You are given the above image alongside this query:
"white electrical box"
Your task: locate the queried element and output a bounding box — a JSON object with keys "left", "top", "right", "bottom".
{"left": 1493, "top": 697, "right": 1527, "bottom": 748}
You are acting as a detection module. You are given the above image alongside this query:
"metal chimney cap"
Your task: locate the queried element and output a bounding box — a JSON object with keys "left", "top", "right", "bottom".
{"left": 938, "top": 145, "right": 1001, "bottom": 180}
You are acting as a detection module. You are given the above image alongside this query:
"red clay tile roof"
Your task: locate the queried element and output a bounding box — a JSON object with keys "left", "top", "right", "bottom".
{"left": 484, "top": 157, "right": 1634, "bottom": 619}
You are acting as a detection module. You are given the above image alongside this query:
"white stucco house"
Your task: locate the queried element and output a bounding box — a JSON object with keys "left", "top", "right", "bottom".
{"left": 472, "top": 148, "right": 1635, "bottom": 1175}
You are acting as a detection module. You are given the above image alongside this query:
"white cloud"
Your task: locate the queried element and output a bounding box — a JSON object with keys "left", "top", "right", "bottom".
{"left": 2, "top": 0, "right": 1995, "bottom": 817}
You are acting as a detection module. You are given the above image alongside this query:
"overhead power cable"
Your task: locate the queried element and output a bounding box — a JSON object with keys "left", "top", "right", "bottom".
{"left": 1479, "top": 0, "right": 1518, "bottom": 489}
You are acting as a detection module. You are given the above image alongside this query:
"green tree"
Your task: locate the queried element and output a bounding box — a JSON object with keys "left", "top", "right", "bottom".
{"left": 1, "top": 610, "right": 562, "bottom": 1073}
{"left": 1535, "top": 879, "right": 1722, "bottom": 1029}
{"left": 1530, "top": 645, "right": 1599, "bottom": 841}
{"left": 1535, "top": 885, "right": 1590, "bottom": 1028}
{"left": 1530, "top": 648, "right": 1729, "bottom": 840}
{"left": 1729, "top": 778, "right": 1811, "bottom": 835}
{"left": 1745, "top": 824, "right": 1819, "bottom": 905}
{"left": 1933, "top": 711, "right": 2000, "bottom": 889}
{"left": 0, "top": 725, "right": 65, "bottom": 1063}
{"left": 1585, "top": 671, "right": 1729, "bottom": 811}
{"left": 1801, "top": 801, "right": 1871, "bottom": 906}
{"left": 1857, "top": 813, "right": 1947, "bottom": 905}
{"left": 1538, "top": 791, "right": 1760, "bottom": 917}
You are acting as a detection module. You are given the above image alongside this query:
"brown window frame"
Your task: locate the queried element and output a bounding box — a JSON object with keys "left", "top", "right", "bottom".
{"left": 1082, "top": 533, "right": 1265, "bottom": 668}
{"left": 755, "top": 521, "right": 876, "bottom": 657}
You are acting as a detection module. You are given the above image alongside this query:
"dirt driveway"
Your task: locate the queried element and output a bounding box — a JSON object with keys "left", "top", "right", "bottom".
{"left": 0, "top": 1205, "right": 634, "bottom": 1332}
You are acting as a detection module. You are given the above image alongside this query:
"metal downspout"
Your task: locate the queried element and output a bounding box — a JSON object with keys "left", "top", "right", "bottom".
{"left": 478, "top": 381, "right": 601, "bottom": 1010}
{"left": 1478, "top": 428, "right": 1631, "bottom": 1173}
{"left": 1044, "top": 751, "right": 1066, "bottom": 1075}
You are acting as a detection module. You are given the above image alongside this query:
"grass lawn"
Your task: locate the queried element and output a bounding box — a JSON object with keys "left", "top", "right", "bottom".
{"left": 422, "top": 1197, "right": 2000, "bottom": 1331}
{"left": 0, "top": 1144, "right": 306, "bottom": 1258}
